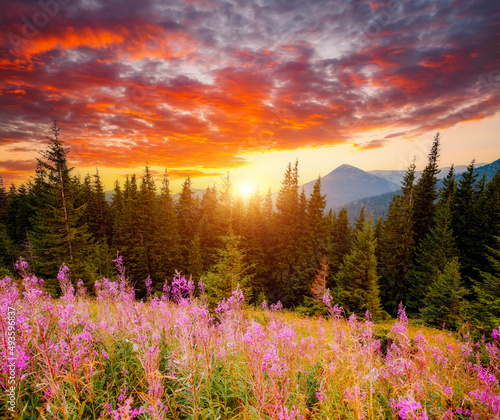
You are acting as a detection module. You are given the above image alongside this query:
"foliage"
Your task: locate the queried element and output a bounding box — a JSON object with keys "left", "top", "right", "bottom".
{"left": 333, "top": 214, "right": 382, "bottom": 318}
{"left": 3, "top": 124, "right": 500, "bottom": 332}
{"left": 203, "top": 231, "right": 253, "bottom": 306}
{"left": 420, "top": 257, "right": 466, "bottom": 330}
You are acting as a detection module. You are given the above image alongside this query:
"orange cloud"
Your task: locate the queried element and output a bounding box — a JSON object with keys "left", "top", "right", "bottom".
{"left": 0, "top": 0, "right": 498, "bottom": 187}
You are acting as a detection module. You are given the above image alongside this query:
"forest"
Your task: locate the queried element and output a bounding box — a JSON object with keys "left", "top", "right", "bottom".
{"left": 1, "top": 123, "right": 499, "bottom": 335}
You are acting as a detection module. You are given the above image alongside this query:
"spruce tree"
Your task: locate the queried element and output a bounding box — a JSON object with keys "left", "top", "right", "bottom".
{"left": 306, "top": 176, "right": 327, "bottom": 254}
{"left": 354, "top": 206, "right": 366, "bottom": 233}
{"left": 326, "top": 207, "right": 352, "bottom": 285}
{"left": 188, "top": 234, "right": 203, "bottom": 278}
{"left": 471, "top": 237, "right": 500, "bottom": 332}
{"left": 378, "top": 162, "right": 415, "bottom": 315}
{"left": 483, "top": 170, "right": 500, "bottom": 251}
{"left": 274, "top": 160, "right": 306, "bottom": 305}
{"left": 407, "top": 197, "right": 457, "bottom": 313}
{"left": 79, "top": 170, "right": 112, "bottom": 277}
{"left": 110, "top": 180, "right": 125, "bottom": 253}
{"left": 232, "top": 194, "right": 245, "bottom": 236}
{"left": 203, "top": 231, "right": 253, "bottom": 306}
{"left": 412, "top": 133, "right": 441, "bottom": 247}
{"left": 451, "top": 161, "right": 486, "bottom": 290}
{"left": 421, "top": 257, "right": 465, "bottom": 330}
{"left": 440, "top": 165, "right": 457, "bottom": 204}
{"left": 217, "top": 172, "right": 233, "bottom": 234}
{"left": 334, "top": 214, "right": 381, "bottom": 318}
{"left": 136, "top": 165, "right": 158, "bottom": 288}
{"left": 30, "top": 122, "right": 94, "bottom": 291}
{"left": 242, "top": 188, "right": 267, "bottom": 300}
{"left": 197, "top": 185, "right": 223, "bottom": 272}
{"left": 176, "top": 177, "right": 199, "bottom": 268}
{"left": 152, "top": 169, "right": 181, "bottom": 285}
{"left": 0, "top": 177, "right": 13, "bottom": 275}
{"left": 120, "top": 174, "right": 141, "bottom": 279}
{"left": 7, "top": 184, "right": 33, "bottom": 253}
{"left": 260, "top": 187, "right": 277, "bottom": 299}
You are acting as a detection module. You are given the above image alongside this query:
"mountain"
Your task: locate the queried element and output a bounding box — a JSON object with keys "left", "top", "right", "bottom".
{"left": 339, "top": 159, "right": 499, "bottom": 224}
{"left": 369, "top": 164, "right": 486, "bottom": 187}
{"left": 102, "top": 159, "right": 499, "bottom": 208}
{"left": 336, "top": 190, "right": 400, "bottom": 225}
{"left": 475, "top": 158, "right": 500, "bottom": 182}
{"left": 301, "top": 164, "right": 400, "bottom": 210}
{"left": 171, "top": 188, "right": 205, "bottom": 201}
{"left": 105, "top": 190, "right": 114, "bottom": 203}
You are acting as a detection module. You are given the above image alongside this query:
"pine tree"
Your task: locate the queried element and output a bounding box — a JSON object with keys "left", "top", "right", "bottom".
{"left": 259, "top": 187, "right": 278, "bottom": 300}
{"left": 176, "top": 176, "right": 199, "bottom": 268}
{"left": 110, "top": 180, "right": 124, "bottom": 252}
{"left": 188, "top": 234, "right": 203, "bottom": 278}
{"left": 329, "top": 208, "right": 351, "bottom": 276}
{"left": 378, "top": 161, "right": 415, "bottom": 315}
{"left": 421, "top": 257, "right": 465, "bottom": 329}
{"left": 439, "top": 165, "right": 457, "bottom": 204}
{"left": 29, "top": 122, "right": 94, "bottom": 291}
{"left": 354, "top": 206, "right": 366, "bottom": 233}
{"left": 218, "top": 172, "right": 233, "bottom": 234}
{"left": 203, "top": 231, "right": 253, "bottom": 306}
{"left": 198, "top": 185, "right": 223, "bottom": 271}
{"left": 232, "top": 194, "right": 244, "bottom": 236}
{"left": 407, "top": 197, "right": 457, "bottom": 313}
{"left": 242, "top": 188, "right": 268, "bottom": 300}
{"left": 471, "top": 237, "right": 500, "bottom": 332}
{"left": 483, "top": 170, "right": 500, "bottom": 252}
{"left": 80, "top": 170, "right": 112, "bottom": 277}
{"left": 152, "top": 169, "right": 181, "bottom": 286}
{"left": 92, "top": 169, "right": 112, "bottom": 276}
{"left": 412, "top": 133, "right": 441, "bottom": 247}
{"left": 451, "top": 161, "right": 486, "bottom": 290}
{"left": 7, "top": 184, "right": 31, "bottom": 253}
{"left": 274, "top": 160, "right": 307, "bottom": 305}
{"left": 0, "top": 177, "right": 13, "bottom": 275}
{"left": 306, "top": 176, "right": 327, "bottom": 254}
{"left": 334, "top": 214, "right": 381, "bottom": 318}
{"left": 136, "top": 165, "right": 158, "bottom": 288}
{"left": 122, "top": 175, "right": 139, "bottom": 274}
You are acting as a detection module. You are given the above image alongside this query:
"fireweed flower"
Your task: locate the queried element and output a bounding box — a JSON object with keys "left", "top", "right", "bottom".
{"left": 145, "top": 276, "right": 153, "bottom": 298}
{"left": 270, "top": 301, "right": 283, "bottom": 311}
{"left": 315, "top": 389, "right": 327, "bottom": 402}
{"left": 492, "top": 327, "right": 500, "bottom": 341}
{"left": 392, "top": 394, "right": 428, "bottom": 420}
{"left": 6, "top": 257, "right": 500, "bottom": 419}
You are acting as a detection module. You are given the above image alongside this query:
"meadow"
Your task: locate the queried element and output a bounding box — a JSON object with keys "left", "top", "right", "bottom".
{"left": 1, "top": 257, "right": 499, "bottom": 419}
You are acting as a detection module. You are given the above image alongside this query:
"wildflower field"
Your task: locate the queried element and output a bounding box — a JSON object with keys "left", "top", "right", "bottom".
{"left": 1, "top": 258, "right": 500, "bottom": 420}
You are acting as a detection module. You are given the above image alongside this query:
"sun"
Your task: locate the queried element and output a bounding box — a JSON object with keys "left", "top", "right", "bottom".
{"left": 237, "top": 183, "right": 255, "bottom": 197}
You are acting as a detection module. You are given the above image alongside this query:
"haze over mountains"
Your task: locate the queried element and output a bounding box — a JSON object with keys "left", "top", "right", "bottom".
{"left": 108, "top": 159, "right": 500, "bottom": 218}
{"left": 338, "top": 159, "right": 499, "bottom": 223}
{"left": 301, "top": 164, "right": 400, "bottom": 210}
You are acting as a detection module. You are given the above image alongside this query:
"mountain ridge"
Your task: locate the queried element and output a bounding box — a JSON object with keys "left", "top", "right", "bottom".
{"left": 104, "top": 159, "right": 499, "bottom": 207}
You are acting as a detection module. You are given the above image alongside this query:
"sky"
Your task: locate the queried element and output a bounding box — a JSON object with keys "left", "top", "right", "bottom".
{"left": 1, "top": 0, "right": 499, "bottom": 194}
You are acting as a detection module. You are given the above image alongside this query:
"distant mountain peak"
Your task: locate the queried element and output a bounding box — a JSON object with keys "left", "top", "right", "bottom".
{"left": 302, "top": 164, "right": 400, "bottom": 209}
{"left": 333, "top": 164, "right": 364, "bottom": 172}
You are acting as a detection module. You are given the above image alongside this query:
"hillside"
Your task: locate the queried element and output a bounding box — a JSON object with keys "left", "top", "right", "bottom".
{"left": 336, "top": 190, "right": 400, "bottom": 224}
{"left": 476, "top": 158, "right": 500, "bottom": 181}
{"left": 340, "top": 159, "right": 499, "bottom": 222}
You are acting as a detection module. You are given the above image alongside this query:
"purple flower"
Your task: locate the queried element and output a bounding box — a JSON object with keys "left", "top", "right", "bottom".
{"left": 492, "top": 326, "right": 500, "bottom": 341}
{"left": 145, "top": 276, "right": 153, "bottom": 297}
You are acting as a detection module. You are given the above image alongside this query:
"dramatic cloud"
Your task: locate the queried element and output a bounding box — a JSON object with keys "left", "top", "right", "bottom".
{"left": 1, "top": 0, "right": 499, "bottom": 181}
